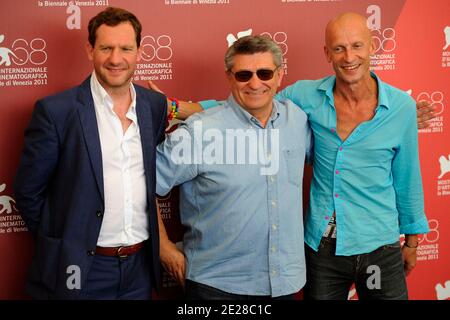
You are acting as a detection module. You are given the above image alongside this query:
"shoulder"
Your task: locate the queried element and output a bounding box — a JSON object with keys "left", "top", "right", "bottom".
{"left": 38, "top": 86, "right": 80, "bottom": 109}
{"left": 134, "top": 83, "right": 167, "bottom": 104}
{"left": 36, "top": 83, "right": 86, "bottom": 121}
{"left": 279, "top": 76, "right": 334, "bottom": 111}
{"left": 276, "top": 98, "right": 308, "bottom": 122}
{"left": 134, "top": 83, "right": 167, "bottom": 123}
{"left": 184, "top": 103, "right": 231, "bottom": 130}
{"left": 283, "top": 76, "right": 333, "bottom": 93}
{"left": 380, "top": 80, "right": 416, "bottom": 115}
{"left": 383, "top": 81, "right": 415, "bottom": 103}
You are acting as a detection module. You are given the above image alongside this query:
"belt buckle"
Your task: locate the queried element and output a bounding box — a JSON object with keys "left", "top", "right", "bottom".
{"left": 117, "top": 246, "right": 128, "bottom": 258}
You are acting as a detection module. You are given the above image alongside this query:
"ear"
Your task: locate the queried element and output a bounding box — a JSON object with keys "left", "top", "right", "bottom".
{"left": 136, "top": 46, "right": 142, "bottom": 62}
{"left": 276, "top": 67, "right": 284, "bottom": 87}
{"left": 369, "top": 38, "right": 376, "bottom": 56}
{"left": 226, "top": 70, "right": 233, "bottom": 83}
{"left": 324, "top": 45, "right": 332, "bottom": 63}
{"left": 85, "top": 41, "right": 94, "bottom": 61}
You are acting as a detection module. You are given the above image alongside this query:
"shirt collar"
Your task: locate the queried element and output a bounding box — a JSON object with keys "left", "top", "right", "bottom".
{"left": 226, "top": 94, "right": 280, "bottom": 128}
{"left": 373, "top": 73, "right": 389, "bottom": 110}
{"left": 90, "top": 71, "right": 137, "bottom": 115}
{"left": 317, "top": 72, "right": 389, "bottom": 110}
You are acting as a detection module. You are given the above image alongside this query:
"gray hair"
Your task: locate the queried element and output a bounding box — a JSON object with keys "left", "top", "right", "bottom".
{"left": 224, "top": 35, "right": 283, "bottom": 71}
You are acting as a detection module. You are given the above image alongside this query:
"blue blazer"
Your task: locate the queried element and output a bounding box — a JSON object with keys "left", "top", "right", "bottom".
{"left": 14, "top": 77, "right": 167, "bottom": 299}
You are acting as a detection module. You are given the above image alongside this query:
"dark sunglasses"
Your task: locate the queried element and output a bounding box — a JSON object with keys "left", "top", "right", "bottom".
{"left": 229, "top": 67, "right": 280, "bottom": 82}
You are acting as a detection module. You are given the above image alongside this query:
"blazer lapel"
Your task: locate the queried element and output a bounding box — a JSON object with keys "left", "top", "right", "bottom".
{"left": 136, "top": 92, "right": 155, "bottom": 186}
{"left": 77, "top": 77, "right": 104, "bottom": 202}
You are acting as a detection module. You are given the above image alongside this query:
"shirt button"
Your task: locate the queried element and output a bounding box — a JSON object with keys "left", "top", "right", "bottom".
{"left": 267, "top": 154, "right": 272, "bottom": 160}
{"left": 331, "top": 128, "right": 335, "bottom": 133}
{"left": 270, "top": 176, "right": 275, "bottom": 183}
{"left": 339, "top": 147, "right": 343, "bottom": 151}
{"left": 271, "top": 246, "right": 276, "bottom": 252}
{"left": 96, "top": 210, "right": 103, "bottom": 217}
{"left": 335, "top": 194, "right": 339, "bottom": 198}
{"left": 325, "top": 216, "right": 329, "bottom": 220}
{"left": 272, "top": 270, "right": 277, "bottom": 275}
{"left": 335, "top": 170, "right": 340, "bottom": 174}
{"left": 87, "top": 250, "right": 95, "bottom": 256}
{"left": 272, "top": 224, "right": 277, "bottom": 230}
{"left": 271, "top": 201, "right": 276, "bottom": 207}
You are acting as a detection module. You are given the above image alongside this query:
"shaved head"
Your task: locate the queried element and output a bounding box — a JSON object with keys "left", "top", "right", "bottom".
{"left": 325, "top": 12, "right": 372, "bottom": 47}
{"left": 323, "top": 12, "right": 375, "bottom": 86}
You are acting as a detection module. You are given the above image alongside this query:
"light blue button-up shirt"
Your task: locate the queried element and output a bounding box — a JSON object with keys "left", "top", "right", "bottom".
{"left": 201, "top": 73, "right": 429, "bottom": 256}
{"left": 157, "top": 95, "right": 312, "bottom": 297}
{"left": 277, "top": 73, "right": 429, "bottom": 255}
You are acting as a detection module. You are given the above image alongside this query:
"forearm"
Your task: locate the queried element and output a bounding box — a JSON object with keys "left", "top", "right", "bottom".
{"left": 177, "top": 101, "right": 203, "bottom": 120}
{"left": 156, "top": 199, "right": 173, "bottom": 248}
{"left": 14, "top": 101, "right": 58, "bottom": 236}
{"left": 165, "top": 98, "right": 203, "bottom": 121}
{"left": 394, "top": 108, "right": 429, "bottom": 234}
{"left": 148, "top": 80, "right": 205, "bottom": 121}
{"left": 13, "top": 184, "right": 42, "bottom": 237}
{"left": 402, "top": 234, "right": 419, "bottom": 276}
{"left": 156, "top": 199, "right": 186, "bottom": 285}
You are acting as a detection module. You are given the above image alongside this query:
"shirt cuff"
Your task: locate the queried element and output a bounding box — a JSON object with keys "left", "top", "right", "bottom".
{"left": 199, "top": 100, "right": 219, "bottom": 110}
{"left": 399, "top": 216, "right": 430, "bottom": 235}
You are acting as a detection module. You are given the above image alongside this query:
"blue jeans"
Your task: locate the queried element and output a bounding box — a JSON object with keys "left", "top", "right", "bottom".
{"left": 185, "top": 280, "right": 297, "bottom": 300}
{"left": 304, "top": 237, "right": 408, "bottom": 300}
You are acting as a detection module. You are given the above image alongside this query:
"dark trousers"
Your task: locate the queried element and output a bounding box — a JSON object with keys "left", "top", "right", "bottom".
{"left": 78, "top": 248, "right": 152, "bottom": 300}
{"left": 304, "top": 237, "right": 408, "bottom": 300}
{"left": 185, "top": 279, "right": 297, "bottom": 300}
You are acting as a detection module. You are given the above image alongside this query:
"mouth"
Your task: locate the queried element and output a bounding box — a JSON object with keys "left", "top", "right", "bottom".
{"left": 340, "top": 64, "right": 360, "bottom": 71}
{"left": 105, "top": 66, "right": 126, "bottom": 74}
{"left": 244, "top": 89, "right": 269, "bottom": 96}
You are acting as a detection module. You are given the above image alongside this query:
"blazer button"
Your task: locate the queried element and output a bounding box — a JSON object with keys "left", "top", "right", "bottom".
{"left": 87, "top": 250, "right": 95, "bottom": 256}
{"left": 96, "top": 210, "right": 103, "bottom": 217}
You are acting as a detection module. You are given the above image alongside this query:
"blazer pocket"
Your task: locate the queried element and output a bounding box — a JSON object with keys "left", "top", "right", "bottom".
{"left": 36, "top": 233, "right": 62, "bottom": 292}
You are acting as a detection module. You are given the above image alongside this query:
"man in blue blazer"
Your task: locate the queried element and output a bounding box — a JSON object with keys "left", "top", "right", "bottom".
{"left": 14, "top": 7, "right": 167, "bottom": 299}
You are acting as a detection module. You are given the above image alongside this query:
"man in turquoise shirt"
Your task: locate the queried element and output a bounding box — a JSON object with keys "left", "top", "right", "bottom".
{"left": 152, "top": 12, "right": 430, "bottom": 300}
{"left": 276, "top": 13, "right": 429, "bottom": 300}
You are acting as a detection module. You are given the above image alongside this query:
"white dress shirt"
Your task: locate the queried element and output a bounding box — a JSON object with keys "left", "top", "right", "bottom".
{"left": 90, "top": 72, "right": 149, "bottom": 247}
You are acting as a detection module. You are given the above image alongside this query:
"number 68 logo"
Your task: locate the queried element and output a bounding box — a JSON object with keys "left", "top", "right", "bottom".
{"left": 417, "top": 91, "right": 445, "bottom": 115}
{"left": 260, "top": 32, "right": 288, "bottom": 56}
{"left": 140, "top": 35, "right": 173, "bottom": 62}
{"left": 419, "top": 219, "right": 439, "bottom": 244}
{"left": 11, "top": 38, "right": 47, "bottom": 65}
{"left": 371, "top": 28, "right": 396, "bottom": 53}
{"left": 400, "top": 219, "right": 439, "bottom": 245}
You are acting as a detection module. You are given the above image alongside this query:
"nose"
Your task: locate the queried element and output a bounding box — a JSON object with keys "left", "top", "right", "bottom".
{"left": 247, "top": 72, "right": 263, "bottom": 89}
{"left": 108, "top": 47, "right": 122, "bottom": 64}
{"left": 343, "top": 48, "right": 356, "bottom": 62}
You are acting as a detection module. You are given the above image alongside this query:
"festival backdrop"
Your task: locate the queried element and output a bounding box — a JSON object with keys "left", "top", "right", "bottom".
{"left": 0, "top": 0, "right": 448, "bottom": 300}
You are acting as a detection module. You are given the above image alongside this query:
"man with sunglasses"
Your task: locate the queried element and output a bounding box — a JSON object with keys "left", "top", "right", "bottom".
{"left": 156, "top": 35, "right": 312, "bottom": 299}
{"left": 154, "top": 13, "right": 431, "bottom": 300}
